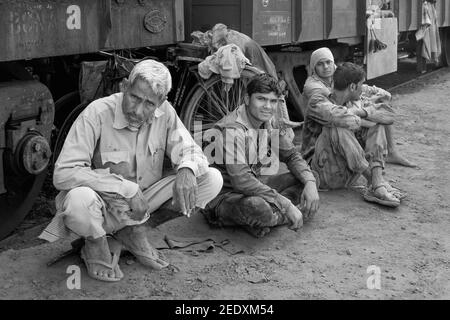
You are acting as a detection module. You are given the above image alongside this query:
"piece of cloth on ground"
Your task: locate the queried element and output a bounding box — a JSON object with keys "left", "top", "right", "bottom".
{"left": 160, "top": 236, "right": 244, "bottom": 255}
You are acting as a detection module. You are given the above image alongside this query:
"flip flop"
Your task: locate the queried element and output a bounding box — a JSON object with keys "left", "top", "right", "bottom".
{"left": 80, "top": 237, "right": 124, "bottom": 282}
{"left": 115, "top": 227, "right": 169, "bottom": 270}
{"left": 129, "top": 249, "right": 170, "bottom": 270}
{"left": 363, "top": 186, "right": 400, "bottom": 208}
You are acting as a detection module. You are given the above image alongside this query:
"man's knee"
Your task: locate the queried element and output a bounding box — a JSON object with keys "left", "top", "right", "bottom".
{"left": 367, "top": 125, "right": 388, "bottom": 147}
{"left": 237, "top": 196, "right": 275, "bottom": 226}
{"left": 62, "top": 187, "right": 104, "bottom": 238}
{"left": 64, "top": 187, "right": 100, "bottom": 212}
{"left": 198, "top": 167, "right": 224, "bottom": 200}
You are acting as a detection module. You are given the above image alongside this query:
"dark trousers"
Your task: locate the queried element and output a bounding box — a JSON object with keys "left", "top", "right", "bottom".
{"left": 204, "top": 173, "right": 304, "bottom": 229}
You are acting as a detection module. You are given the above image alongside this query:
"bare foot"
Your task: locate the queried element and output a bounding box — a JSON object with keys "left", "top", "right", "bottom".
{"left": 386, "top": 151, "right": 417, "bottom": 167}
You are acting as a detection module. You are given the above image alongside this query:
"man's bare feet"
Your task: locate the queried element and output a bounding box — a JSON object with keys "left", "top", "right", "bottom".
{"left": 386, "top": 151, "right": 417, "bottom": 168}
{"left": 81, "top": 236, "right": 123, "bottom": 282}
{"left": 114, "top": 225, "right": 169, "bottom": 270}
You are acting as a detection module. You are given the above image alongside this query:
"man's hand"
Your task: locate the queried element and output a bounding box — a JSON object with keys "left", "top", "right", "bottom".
{"left": 300, "top": 181, "right": 320, "bottom": 221}
{"left": 366, "top": 103, "right": 395, "bottom": 125}
{"left": 368, "top": 94, "right": 391, "bottom": 104}
{"left": 126, "top": 188, "right": 149, "bottom": 221}
{"left": 173, "top": 168, "right": 198, "bottom": 217}
{"left": 285, "top": 203, "right": 303, "bottom": 231}
{"left": 348, "top": 106, "right": 368, "bottom": 118}
{"left": 360, "top": 119, "right": 377, "bottom": 128}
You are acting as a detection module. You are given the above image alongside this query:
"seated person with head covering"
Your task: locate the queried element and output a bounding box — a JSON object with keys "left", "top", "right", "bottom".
{"left": 305, "top": 62, "right": 406, "bottom": 208}
{"left": 301, "top": 47, "right": 416, "bottom": 168}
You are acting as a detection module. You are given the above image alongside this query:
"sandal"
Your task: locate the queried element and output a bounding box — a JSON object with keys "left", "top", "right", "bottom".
{"left": 363, "top": 185, "right": 400, "bottom": 208}
{"left": 115, "top": 226, "right": 169, "bottom": 270}
{"left": 382, "top": 183, "right": 407, "bottom": 200}
{"left": 80, "top": 237, "right": 124, "bottom": 282}
{"left": 367, "top": 182, "right": 406, "bottom": 200}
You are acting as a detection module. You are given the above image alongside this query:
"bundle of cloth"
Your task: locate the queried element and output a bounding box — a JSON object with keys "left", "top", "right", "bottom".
{"left": 193, "top": 23, "right": 301, "bottom": 140}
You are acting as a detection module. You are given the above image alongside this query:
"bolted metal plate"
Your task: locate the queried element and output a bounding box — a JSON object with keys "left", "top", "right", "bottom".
{"left": 17, "top": 133, "right": 52, "bottom": 175}
{"left": 144, "top": 9, "right": 167, "bottom": 33}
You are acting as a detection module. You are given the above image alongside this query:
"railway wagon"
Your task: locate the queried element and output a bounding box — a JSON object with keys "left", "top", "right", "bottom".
{"left": 1, "top": 0, "right": 450, "bottom": 239}
{"left": 185, "top": 0, "right": 450, "bottom": 118}
{"left": 0, "top": 0, "right": 184, "bottom": 239}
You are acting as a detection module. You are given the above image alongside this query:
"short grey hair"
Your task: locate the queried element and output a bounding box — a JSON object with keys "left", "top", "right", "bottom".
{"left": 128, "top": 59, "right": 172, "bottom": 99}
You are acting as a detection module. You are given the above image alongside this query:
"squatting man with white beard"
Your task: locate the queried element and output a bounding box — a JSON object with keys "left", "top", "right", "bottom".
{"left": 40, "top": 60, "right": 223, "bottom": 282}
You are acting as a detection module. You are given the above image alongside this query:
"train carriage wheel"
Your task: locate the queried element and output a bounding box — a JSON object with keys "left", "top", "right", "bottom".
{"left": 53, "top": 102, "right": 89, "bottom": 165}
{"left": 0, "top": 96, "right": 87, "bottom": 240}
{"left": 0, "top": 169, "right": 48, "bottom": 240}
{"left": 180, "top": 66, "right": 262, "bottom": 134}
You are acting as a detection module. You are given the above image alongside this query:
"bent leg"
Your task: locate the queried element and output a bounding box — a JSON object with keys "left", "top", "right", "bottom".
{"left": 62, "top": 187, "right": 106, "bottom": 239}
{"left": 362, "top": 125, "right": 402, "bottom": 207}
{"left": 205, "top": 193, "right": 288, "bottom": 237}
{"left": 385, "top": 125, "right": 416, "bottom": 167}
{"left": 312, "top": 127, "right": 369, "bottom": 190}
{"left": 113, "top": 168, "right": 223, "bottom": 267}
{"left": 61, "top": 187, "right": 123, "bottom": 281}
{"left": 263, "top": 172, "right": 303, "bottom": 205}
{"left": 363, "top": 124, "right": 388, "bottom": 170}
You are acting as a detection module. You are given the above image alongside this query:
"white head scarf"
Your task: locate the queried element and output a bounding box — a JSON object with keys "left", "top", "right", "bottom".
{"left": 309, "top": 47, "right": 336, "bottom": 77}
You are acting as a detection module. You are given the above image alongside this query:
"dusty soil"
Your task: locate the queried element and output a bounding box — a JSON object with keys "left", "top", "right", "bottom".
{"left": 0, "top": 68, "right": 449, "bottom": 301}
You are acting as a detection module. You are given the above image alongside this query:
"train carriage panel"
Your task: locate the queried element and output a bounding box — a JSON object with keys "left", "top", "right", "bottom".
{"left": 0, "top": 0, "right": 100, "bottom": 61}
{"left": 0, "top": 0, "right": 184, "bottom": 62}
{"left": 186, "top": 0, "right": 243, "bottom": 34}
{"left": 295, "top": 0, "right": 326, "bottom": 42}
{"left": 326, "top": 0, "right": 366, "bottom": 40}
{"left": 439, "top": 0, "right": 450, "bottom": 27}
{"left": 252, "top": 0, "right": 293, "bottom": 46}
{"left": 395, "top": 0, "right": 421, "bottom": 32}
{"left": 108, "top": 0, "right": 184, "bottom": 50}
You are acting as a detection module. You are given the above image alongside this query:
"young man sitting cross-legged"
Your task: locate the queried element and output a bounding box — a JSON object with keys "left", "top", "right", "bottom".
{"left": 203, "top": 74, "right": 320, "bottom": 238}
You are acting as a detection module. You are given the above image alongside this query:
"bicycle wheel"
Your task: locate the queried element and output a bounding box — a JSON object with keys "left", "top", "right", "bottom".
{"left": 180, "top": 66, "right": 262, "bottom": 134}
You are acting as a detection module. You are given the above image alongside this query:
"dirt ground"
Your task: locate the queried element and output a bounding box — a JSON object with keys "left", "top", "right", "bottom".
{"left": 0, "top": 68, "right": 449, "bottom": 301}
